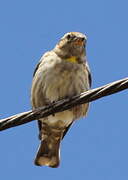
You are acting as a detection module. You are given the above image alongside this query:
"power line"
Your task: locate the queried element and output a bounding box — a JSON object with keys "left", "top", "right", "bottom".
{"left": 0, "top": 77, "right": 128, "bottom": 131}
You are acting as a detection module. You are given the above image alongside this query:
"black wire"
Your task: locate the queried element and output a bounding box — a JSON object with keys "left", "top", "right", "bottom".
{"left": 0, "top": 77, "right": 128, "bottom": 131}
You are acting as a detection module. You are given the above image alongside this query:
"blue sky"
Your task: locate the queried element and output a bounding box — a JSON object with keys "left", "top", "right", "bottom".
{"left": 0, "top": 0, "right": 128, "bottom": 179}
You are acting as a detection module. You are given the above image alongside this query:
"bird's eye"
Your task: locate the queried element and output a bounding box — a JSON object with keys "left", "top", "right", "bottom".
{"left": 66, "top": 34, "right": 71, "bottom": 39}
{"left": 81, "top": 37, "right": 85, "bottom": 41}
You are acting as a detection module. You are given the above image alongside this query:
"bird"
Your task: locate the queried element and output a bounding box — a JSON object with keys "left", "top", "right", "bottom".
{"left": 31, "top": 32, "right": 92, "bottom": 168}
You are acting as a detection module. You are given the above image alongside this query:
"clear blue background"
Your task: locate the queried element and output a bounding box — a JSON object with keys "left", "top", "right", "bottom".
{"left": 0, "top": 0, "right": 128, "bottom": 179}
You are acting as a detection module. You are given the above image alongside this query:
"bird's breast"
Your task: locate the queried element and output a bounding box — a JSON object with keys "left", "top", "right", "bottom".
{"left": 42, "top": 61, "right": 89, "bottom": 102}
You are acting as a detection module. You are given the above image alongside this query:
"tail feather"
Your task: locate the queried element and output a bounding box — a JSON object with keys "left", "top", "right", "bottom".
{"left": 34, "top": 133, "right": 62, "bottom": 168}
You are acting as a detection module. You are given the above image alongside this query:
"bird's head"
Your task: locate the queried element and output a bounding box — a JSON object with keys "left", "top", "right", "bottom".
{"left": 54, "top": 32, "right": 87, "bottom": 58}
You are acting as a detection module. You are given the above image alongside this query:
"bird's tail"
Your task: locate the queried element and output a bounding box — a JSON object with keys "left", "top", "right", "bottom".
{"left": 34, "top": 128, "right": 63, "bottom": 168}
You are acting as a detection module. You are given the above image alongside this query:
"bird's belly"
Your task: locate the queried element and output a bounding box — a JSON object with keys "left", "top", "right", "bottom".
{"left": 43, "top": 110, "right": 74, "bottom": 128}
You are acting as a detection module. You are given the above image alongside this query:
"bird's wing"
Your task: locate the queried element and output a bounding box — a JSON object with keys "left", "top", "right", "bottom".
{"left": 32, "top": 51, "right": 51, "bottom": 77}
{"left": 33, "top": 60, "right": 42, "bottom": 77}
{"left": 32, "top": 52, "right": 52, "bottom": 138}
{"left": 62, "top": 122, "right": 73, "bottom": 139}
{"left": 86, "top": 61, "right": 92, "bottom": 88}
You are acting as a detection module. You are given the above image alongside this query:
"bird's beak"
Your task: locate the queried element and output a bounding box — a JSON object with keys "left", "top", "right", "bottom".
{"left": 73, "top": 38, "right": 85, "bottom": 46}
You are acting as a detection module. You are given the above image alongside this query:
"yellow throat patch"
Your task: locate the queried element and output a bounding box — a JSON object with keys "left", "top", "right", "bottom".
{"left": 66, "top": 56, "right": 77, "bottom": 63}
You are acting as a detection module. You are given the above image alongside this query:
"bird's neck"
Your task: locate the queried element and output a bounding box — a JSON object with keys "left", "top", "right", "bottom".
{"left": 54, "top": 46, "right": 86, "bottom": 64}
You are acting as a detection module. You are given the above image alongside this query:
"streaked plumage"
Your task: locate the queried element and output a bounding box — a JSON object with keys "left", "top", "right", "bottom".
{"left": 31, "top": 32, "right": 91, "bottom": 168}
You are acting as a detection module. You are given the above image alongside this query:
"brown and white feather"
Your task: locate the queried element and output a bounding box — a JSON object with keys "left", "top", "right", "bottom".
{"left": 31, "top": 32, "right": 91, "bottom": 167}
